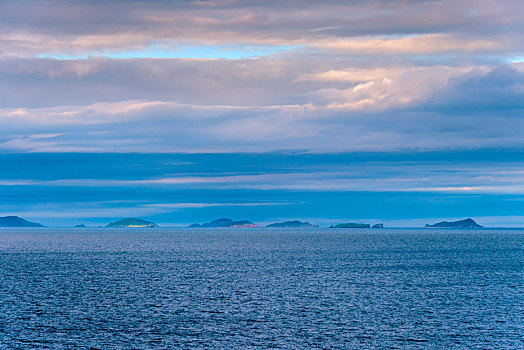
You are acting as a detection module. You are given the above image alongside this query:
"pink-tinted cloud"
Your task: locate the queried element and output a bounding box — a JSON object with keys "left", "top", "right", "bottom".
{"left": 1, "top": 0, "right": 522, "bottom": 57}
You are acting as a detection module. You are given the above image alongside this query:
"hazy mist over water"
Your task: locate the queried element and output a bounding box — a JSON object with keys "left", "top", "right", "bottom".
{"left": 0, "top": 228, "right": 522, "bottom": 349}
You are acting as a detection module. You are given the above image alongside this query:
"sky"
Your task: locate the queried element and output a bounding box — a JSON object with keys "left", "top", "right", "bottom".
{"left": 0, "top": 0, "right": 523, "bottom": 227}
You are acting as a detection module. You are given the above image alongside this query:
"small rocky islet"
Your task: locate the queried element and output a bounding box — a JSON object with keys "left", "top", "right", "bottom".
{"left": 188, "top": 218, "right": 258, "bottom": 228}
{"left": 266, "top": 220, "right": 318, "bottom": 228}
{"left": 106, "top": 218, "right": 159, "bottom": 228}
{"left": 330, "top": 223, "right": 384, "bottom": 228}
{"left": 425, "top": 218, "right": 483, "bottom": 228}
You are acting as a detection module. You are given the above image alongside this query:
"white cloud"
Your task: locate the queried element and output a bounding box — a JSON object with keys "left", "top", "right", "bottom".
{"left": 311, "top": 66, "right": 488, "bottom": 110}
{"left": 298, "top": 67, "right": 408, "bottom": 83}
{"left": 312, "top": 34, "right": 507, "bottom": 54}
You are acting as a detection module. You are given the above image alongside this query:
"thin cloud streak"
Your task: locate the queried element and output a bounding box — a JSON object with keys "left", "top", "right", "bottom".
{"left": 143, "top": 202, "right": 297, "bottom": 208}
{"left": 1, "top": 165, "right": 523, "bottom": 194}
{"left": 0, "top": 201, "right": 296, "bottom": 219}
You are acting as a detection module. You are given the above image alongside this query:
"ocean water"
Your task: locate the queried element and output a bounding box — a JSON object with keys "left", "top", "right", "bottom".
{"left": 0, "top": 228, "right": 522, "bottom": 349}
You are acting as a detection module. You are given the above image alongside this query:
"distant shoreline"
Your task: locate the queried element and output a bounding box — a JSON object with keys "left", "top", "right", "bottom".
{"left": 1, "top": 226, "right": 524, "bottom": 230}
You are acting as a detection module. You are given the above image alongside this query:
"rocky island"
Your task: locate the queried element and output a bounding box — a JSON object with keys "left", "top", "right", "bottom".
{"left": 425, "top": 218, "right": 483, "bottom": 228}
{"left": 106, "top": 218, "right": 159, "bottom": 228}
{"left": 0, "top": 216, "right": 44, "bottom": 227}
{"left": 331, "top": 223, "right": 371, "bottom": 228}
{"left": 74, "top": 223, "right": 87, "bottom": 228}
{"left": 266, "top": 220, "right": 318, "bottom": 228}
{"left": 189, "top": 218, "right": 258, "bottom": 228}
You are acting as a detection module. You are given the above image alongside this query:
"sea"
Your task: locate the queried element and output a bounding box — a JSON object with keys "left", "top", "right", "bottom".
{"left": 0, "top": 228, "right": 522, "bottom": 349}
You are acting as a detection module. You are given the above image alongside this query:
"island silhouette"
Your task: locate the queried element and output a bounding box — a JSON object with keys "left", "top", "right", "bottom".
{"left": 425, "top": 218, "right": 483, "bottom": 228}
{"left": 0, "top": 216, "right": 44, "bottom": 227}
{"left": 189, "top": 218, "right": 258, "bottom": 228}
{"left": 266, "top": 220, "right": 318, "bottom": 228}
{"left": 106, "top": 218, "right": 159, "bottom": 228}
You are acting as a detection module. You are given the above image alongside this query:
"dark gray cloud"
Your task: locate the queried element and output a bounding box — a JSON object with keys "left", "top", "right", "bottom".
{"left": 431, "top": 65, "right": 524, "bottom": 111}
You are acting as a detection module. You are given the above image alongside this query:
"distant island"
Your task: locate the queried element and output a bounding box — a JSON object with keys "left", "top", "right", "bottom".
{"left": 331, "top": 223, "right": 371, "bottom": 228}
{"left": 425, "top": 218, "right": 483, "bottom": 228}
{"left": 266, "top": 220, "right": 318, "bottom": 228}
{"left": 189, "top": 218, "right": 258, "bottom": 228}
{"left": 0, "top": 216, "right": 44, "bottom": 227}
{"left": 74, "top": 223, "right": 87, "bottom": 228}
{"left": 106, "top": 218, "right": 159, "bottom": 228}
{"left": 328, "top": 222, "right": 384, "bottom": 228}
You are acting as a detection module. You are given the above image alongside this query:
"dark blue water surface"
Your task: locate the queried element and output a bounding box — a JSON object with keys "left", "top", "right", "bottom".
{"left": 0, "top": 229, "right": 522, "bottom": 349}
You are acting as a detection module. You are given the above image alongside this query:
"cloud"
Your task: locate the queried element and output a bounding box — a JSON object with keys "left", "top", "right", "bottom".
{"left": 312, "top": 34, "right": 506, "bottom": 55}
{"left": 0, "top": 3, "right": 521, "bottom": 156}
{"left": 309, "top": 66, "right": 486, "bottom": 110}
{"left": 1, "top": 161, "right": 524, "bottom": 194}
{"left": 429, "top": 63, "right": 524, "bottom": 111}
{"left": 0, "top": 61, "right": 522, "bottom": 153}
{"left": 1, "top": 0, "right": 522, "bottom": 58}
{"left": 298, "top": 67, "right": 409, "bottom": 83}
{"left": 0, "top": 201, "right": 294, "bottom": 220}
{"left": 2, "top": 0, "right": 520, "bottom": 155}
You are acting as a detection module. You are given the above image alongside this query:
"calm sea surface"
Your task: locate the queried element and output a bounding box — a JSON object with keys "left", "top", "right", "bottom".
{"left": 0, "top": 228, "right": 522, "bottom": 349}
